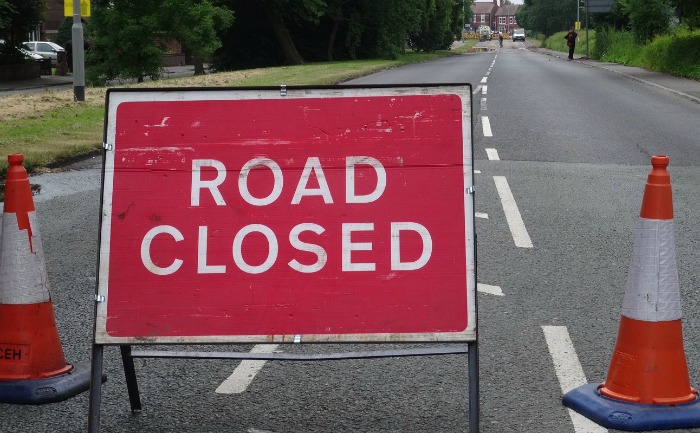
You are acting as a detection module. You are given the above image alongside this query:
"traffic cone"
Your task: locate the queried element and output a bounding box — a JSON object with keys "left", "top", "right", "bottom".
{"left": 0, "top": 154, "right": 91, "bottom": 404}
{"left": 563, "top": 155, "right": 700, "bottom": 430}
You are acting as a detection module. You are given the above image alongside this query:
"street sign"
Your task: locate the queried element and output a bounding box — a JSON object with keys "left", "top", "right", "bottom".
{"left": 96, "top": 85, "right": 476, "bottom": 345}
{"left": 587, "top": 0, "right": 613, "bottom": 13}
{"left": 64, "top": 0, "right": 90, "bottom": 17}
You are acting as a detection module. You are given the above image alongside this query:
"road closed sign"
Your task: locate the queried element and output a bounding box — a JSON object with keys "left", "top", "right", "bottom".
{"left": 96, "top": 85, "right": 475, "bottom": 344}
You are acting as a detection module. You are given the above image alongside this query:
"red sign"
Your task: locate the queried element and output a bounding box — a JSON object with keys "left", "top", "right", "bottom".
{"left": 97, "top": 86, "right": 475, "bottom": 344}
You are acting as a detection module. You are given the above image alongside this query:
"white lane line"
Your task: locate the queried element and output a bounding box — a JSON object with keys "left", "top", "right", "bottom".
{"left": 482, "top": 116, "right": 493, "bottom": 137}
{"left": 474, "top": 170, "right": 481, "bottom": 174}
{"left": 472, "top": 85, "right": 482, "bottom": 95}
{"left": 481, "top": 97, "right": 487, "bottom": 111}
{"left": 475, "top": 212, "right": 489, "bottom": 219}
{"left": 477, "top": 283, "right": 503, "bottom": 296}
{"left": 493, "top": 176, "right": 533, "bottom": 248}
{"left": 543, "top": 326, "right": 609, "bottom": 433}
{"left": 249, "top": 429, "right": 276, "bottom": 433}
{"left": 482, "top": 86, "right": 487, "bottom": 95}
{"left": 216, "top": 344, "right": 279, "bottom": 394}
{"left": 485, "top": 148, "right": 500, "bottom": 160}
{"left": 480, "top": 76, "right": 488, "bottom": 84}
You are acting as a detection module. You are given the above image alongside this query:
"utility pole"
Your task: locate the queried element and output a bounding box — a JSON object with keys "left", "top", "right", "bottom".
{"left": 585, "top": 0, "right": 590, "bottom": 58}
{"left": 72, "top": 0, "right": 86, "bottom": 102}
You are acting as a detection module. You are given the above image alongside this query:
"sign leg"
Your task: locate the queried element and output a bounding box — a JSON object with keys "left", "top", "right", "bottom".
{"left": 468, "top": 341, "right": 479, "bottom": 433}
{"left": 88, "top": 344, "right": 104, "bottom": 433}
{"left": 120, "top": 345, "right": 143, "bottom": 412}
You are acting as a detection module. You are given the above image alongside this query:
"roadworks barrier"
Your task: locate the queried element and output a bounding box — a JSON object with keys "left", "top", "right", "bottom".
{"left": 0, "top": 154, "right": 93, "bottom": 404}
{"left": 563, "top": 155, "right": 700, "bottom": 430}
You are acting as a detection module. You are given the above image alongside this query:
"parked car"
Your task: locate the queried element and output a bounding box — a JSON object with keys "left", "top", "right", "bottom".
{"left": 513, "top": 28, "right": 526, "bottom": 42}
{"left": 22, "top": 41, "right": 65, "bottom": 66}
{"left": 0, "top": 39, "right": 43, "bottom": 61}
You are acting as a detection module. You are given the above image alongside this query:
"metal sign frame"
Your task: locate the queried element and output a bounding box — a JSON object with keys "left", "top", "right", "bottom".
{"left": 88, "top": 84, "right": 479, "bottom": 433}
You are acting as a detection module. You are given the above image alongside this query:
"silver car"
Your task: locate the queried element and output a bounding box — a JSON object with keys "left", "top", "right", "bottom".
{"left": 22, "top": 41, "right": 66, "bottom": 66}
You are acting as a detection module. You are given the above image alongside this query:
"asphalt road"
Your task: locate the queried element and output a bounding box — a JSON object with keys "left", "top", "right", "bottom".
{"left": 2, "top": 39, "right": 700, "bottom": 432}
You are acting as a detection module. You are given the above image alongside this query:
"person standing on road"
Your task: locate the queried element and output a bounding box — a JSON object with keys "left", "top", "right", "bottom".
{"left": 565, "top": 27, "right": 578, "bottom": 60}
{"left": 498, "top": 32, "right": 503, "bottom": 48}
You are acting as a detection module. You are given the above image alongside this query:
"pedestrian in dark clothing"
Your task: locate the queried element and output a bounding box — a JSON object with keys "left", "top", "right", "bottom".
{"left": 498, "top": 32, "right": 503, "bottom": 47}
{"left": 565, "top": 27, "right": 577, "bottom": 60}
{"left": 65, "top": 40, "right": 73, "bottom": 72}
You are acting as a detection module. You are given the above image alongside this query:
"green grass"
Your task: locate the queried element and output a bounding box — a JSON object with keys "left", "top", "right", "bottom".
{"left": 543, "top": 27, "right": 700, "bottom": 79}
{"left": 0, "top": 106, "right": 105, "bottom": 173}
{"left": 0, "top": 38, "right": 478, "bottom": 178}
{"left": 543, "top": 30, "right": 596, "bottom": 57}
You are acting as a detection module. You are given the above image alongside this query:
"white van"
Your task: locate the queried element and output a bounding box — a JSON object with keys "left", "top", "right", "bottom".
{"left": 513, "top": 29, "right": 526, "bottom": 42}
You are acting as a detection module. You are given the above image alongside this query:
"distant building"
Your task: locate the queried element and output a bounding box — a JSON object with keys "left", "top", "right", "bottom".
{"left": 495, "top": 4, "right": 522, "bottom": 34}
{"left": 470, "top": 0, "right": 522, "bottom": 33}
{"left": 32, "top": 0, "right": 65, "bottom": 42}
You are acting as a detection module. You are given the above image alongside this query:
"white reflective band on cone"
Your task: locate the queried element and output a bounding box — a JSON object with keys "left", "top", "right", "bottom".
{"left": 0, "top": 212, "right": 51, "bottom": 304}
{"left": 621, "top": 218, "right": 682, "bottom": 322}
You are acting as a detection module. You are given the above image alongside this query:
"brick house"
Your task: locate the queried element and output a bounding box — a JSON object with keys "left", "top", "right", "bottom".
{"left": 495, "top": 4, "right": 522, "bottom": 34}
{"left": 470, "top": 0, "right": 522, "bottom": 33}
{"left": 470, "top": 1, "right": 499, "bottom": 32}
{"left": 33, "top": 0, "right": 65, "bottom": 43}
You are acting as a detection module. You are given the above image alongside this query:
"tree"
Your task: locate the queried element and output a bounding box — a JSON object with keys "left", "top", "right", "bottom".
{"left": 670, "top": 0, "right": 700, "bottom": 29}
{"left": 0, "top": 0, "right": 45, "bottom": 45}
{"left": 619, "top": 0, "right": 672, "bottom": 43}
{"left": 86, "top": 0, "right": 232, "bottom": 84}
{"left": 410, "top": 0, "right": 464, "bottom": 52}
{"left": 517, "top": 0, "right": 576, "bottom": 37}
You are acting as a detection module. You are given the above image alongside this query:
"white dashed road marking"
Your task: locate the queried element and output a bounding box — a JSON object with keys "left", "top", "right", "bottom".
{"left": 216, "top": 344, "right": 279, "bottom": 394}
{"left": 493, "top": 176, "right": 533, "bottom": 248}
{"left": 485, "top": 148, "right": 500, "bottom": 160}
{"left": 482, "top": 116, "right": 493, "bottom": 137}
{"left": 543, "top": 326, "right": 608, "bottom": 433}
{"left": 477, "top": 283, "right": 504, "bottom": 296}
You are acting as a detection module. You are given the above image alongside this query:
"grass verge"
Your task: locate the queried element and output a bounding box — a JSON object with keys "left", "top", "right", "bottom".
{"left": 0, "top": 42, "right": 476, "bottom": 179}
{"left": 543, "top": 27, "right": 700, "bottom": 80}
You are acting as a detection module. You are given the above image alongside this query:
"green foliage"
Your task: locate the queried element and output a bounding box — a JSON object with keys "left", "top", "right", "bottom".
{"left": 410, "top": 0, "right": 460, "bottom": 52}
{"left": 86, "top": 0, "right": 164, "bottom": 85}
{"left": 0, "top": 0, "right": 45, "bottom": 44}
{"left": 214, "top": 0, "right": 453, "bottom": 69}
{"left": 549, "top": 26, "right": 699, "bottom": 79}
{"left": 517, "top": 0, "right": 577, "bottom": 37}
{"left": 591, "top": 26, "right": 614, "bottom": 59}
{"left": 543, "top": 29, "right": 594, "bottom": 56}
{"left": 86, "top": 0, "right": 233, "bottom": 85}
{"left": 670, "top": 0, "right": 700, "bottom": 29}
{"left": 639, "top": 28, "right": 700, "bottom": 78}
{"left": 56, "top": 18, "right": 73, "bottom": 48}
{"left": 619, "top": 0, "right": 672, "bottom": 43}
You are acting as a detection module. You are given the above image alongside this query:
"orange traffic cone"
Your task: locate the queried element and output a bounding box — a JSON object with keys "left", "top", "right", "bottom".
{"left": 0, "top": 154, "right": 91, "bottom": 404}
{"left": 563, "top": 155, "right": 700, "bottom": 430}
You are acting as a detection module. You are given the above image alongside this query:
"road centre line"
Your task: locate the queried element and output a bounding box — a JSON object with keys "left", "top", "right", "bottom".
{"left": 481, "top": 97, "right": 487, "bottom": 111}
{"left": 480, "top": 77, "right": 488, "bottom": 84}
{"left": 475, "top": 212, "right": 488, "bottom": 219}
{"left": 482, "top": 86, "right": 487, "bottom": 95}
{"left": 493, "top": 176, "right": 533, "bottom": 248}
{"left": 482, "top": 116, "right": 493, "bottom": 137}
{"left": 216, "top": 344, "right": 279, "bottom": 394}
{"left": 543, "top": 326, "right": 608, "bottom": 433}
{"left": 485, "top": 148, "right": 500, "bottom": 160}
{"left": 472, "top": 85, "right": 482, "bottom": 95}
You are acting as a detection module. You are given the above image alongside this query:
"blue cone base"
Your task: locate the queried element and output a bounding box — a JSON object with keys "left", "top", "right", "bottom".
{"left": 0, "top": 363, "right": 99, "bottom": 404}
{"left": 563, "top": 383, "right": 700, "bottom": 431}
